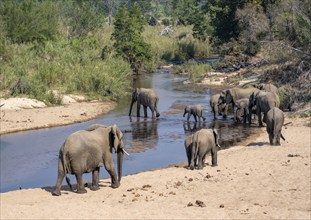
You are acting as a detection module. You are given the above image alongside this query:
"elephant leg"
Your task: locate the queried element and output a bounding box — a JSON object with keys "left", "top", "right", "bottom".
{"left": 143, "top": 106, "right": 148, "bottom": 118}
{"left": 104, "top": 159, "right": 119, "bottom": 188}
{"left": 211, "top": 147, "right": 218, "bottom": 167}
{"left": 90, "top": 167, "right": 100, "bottom": 191}
{"left": 52, "top": 160, "right": 65, "bottom": 196}
{"left": 257, "top": 109, "right": 263, "bottom": 127}
{"left": 223, "top": 105, "right": 228, "bottom": 118}
{"left": 189, "top": 143, "right": 196, "bottom": 170}
{"left": 75, "top": 173, "right": 87, "bottom": 194}
{"left": 194, "top": 115, "right": 198, "bottom": 122}
{"left": 197, "top": 153, "right": 205, "bottom": 170}
{"left": 243, "top": 109, "right": 248, "bottom": 124}
{"left": 136, "top": 102, "right": 141, "bottom": 117}
{"left": 187, "top": 113, "right": 191, "bottom": 121}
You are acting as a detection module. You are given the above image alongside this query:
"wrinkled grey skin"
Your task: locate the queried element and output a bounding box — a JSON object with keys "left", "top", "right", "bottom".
{"left": 183, "top": 105, "right": 206, "bottom": 122}
{"left": 233, "top": 98, "right": 250, "bottom": 124}
{"left": 253, "top": 83, "right": 278, "bottom": 94}
{"left": 210, "top": 94, "right": 225, "bottom": 120}
{"left": 266, "top": 107, "right": 285, "bottom": 145}
{"left": 249, "top": 91, "right": 280, "bottom": 127}
{"left": 219, "top": 87, "right": 259, "bottom": 118}
{"left": 52, "top": 124, "right": 125, "bottom": 196}
{"left": 129, "top": 88, "right": 160, "bottom": 119}
{"left": 186, "top": 129, "right": 220, "bottom": 170}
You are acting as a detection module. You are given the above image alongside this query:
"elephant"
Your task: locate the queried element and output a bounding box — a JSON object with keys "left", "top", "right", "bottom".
{"left": 185, "top": 129, "right": 220, "bottom": 170}
{"left": 183, "top": 104, "right": 206, "bottom": 122}
{"left": 219, "top": 87, "right": 259, "bottom": 118}
{"left": 253, "top": 83, "right": 278, "bottom": 94}
{"left": 233, "top": 98, "right": 250, "bottom": 124}
{"left": 129, "top": 88, "right": 160, "bottom": 119}
{"left": 249, "top": 91, "right": 280, "bottom": 127}
{"left": 266, "top": 107, "right": 286, "bottom": 145}
{"left": 210, "top": 94, "right": 226, "bottom": 120}
{"left": 52, "top": 124, "right": 128, "bottom": 196}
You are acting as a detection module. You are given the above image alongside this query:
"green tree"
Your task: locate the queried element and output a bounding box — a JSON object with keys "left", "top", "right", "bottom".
{"left": 112, "top": 5, "right": 152, "bottom": 74}
{"left": 192, "top": 12, "right": 214, "bottom": 41}
{"left": 173, "top": 0, "right": 200, "bottom": 25}
{"left": 0, "top": 0, "right": 59, "bottom": 43}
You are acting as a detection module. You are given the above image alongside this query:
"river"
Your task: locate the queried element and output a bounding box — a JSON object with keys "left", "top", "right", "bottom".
{"left": 0, "top": 69, "right": 258, "bottom": 192}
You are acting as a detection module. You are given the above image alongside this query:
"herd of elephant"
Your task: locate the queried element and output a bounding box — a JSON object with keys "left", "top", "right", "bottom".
{"left": 52, "top": 84, "right": 285, "bottom": 196}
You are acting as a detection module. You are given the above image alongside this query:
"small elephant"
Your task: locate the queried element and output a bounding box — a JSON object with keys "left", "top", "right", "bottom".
{"left": 183, "top": 105, "right": 206, "bottom": 122}
{"left": 219, "top": 87, "right": 259, "bottom": 118}
{"left": 253, "top": 83, "right": 278, "bottom": 94}
{"left": 52, "top": 124, "right": 127, "bottom": 196}
{"left": 233, "top": 98, "right": 250, "bottom": 124}
{"left": 266, "top": 107, "right": 286, "bottom": 145}
{"left": 249, "top": 91, "right": 280, "bottom": 127}
{"left": 129, "top": 88, "right": 160, "bottom": 119}
{"left": 185, "top": 129, "right": 220, "bottom": 170}
{"left": 210, "top": 94, "right": 225, "bottom": 120}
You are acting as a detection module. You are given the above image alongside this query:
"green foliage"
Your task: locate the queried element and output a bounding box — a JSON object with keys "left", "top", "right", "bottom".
{"left": 0, "top": 0, "right": 59, "bottom": 43}
{"left": 172, "top": 0, "right": 200, "bottom": 25}
{"left": 112, "top": 5, "right": 152, "bottom": 74}
{"left": 192, "top": 12, "right": 214, "bottom": 41}
{"left": 173, "top": 60, "right": 212, "bottom": 81}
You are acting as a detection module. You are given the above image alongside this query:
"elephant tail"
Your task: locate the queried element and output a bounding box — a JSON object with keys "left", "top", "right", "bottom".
{"left": 60, "top": 144, "right": 73, "bottom": 191}
{"left": 273, "top": 107, "right": 276, "bottom": 138}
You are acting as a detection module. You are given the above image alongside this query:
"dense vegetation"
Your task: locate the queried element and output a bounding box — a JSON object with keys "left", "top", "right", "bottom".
{"left": 0, "top": 0, "right": 310, "bottom": 107}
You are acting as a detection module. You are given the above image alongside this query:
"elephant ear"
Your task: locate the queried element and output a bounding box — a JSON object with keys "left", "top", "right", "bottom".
{"left": 110, "top": 124, "right": 120, "bottom": 152}
{"left": 212, "top": 128, "right": 221, "bottom": 148}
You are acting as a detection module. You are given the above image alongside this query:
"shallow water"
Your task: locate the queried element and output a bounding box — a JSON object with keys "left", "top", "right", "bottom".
{"left": 0, "top": 70, "right": 258, "bottom": 192}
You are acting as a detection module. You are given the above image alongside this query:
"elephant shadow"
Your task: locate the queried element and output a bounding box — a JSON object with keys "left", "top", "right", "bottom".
{"left": 247, "top": 141, "right": 270, "bottom": 147}
{"left": 42, "top": 180, "right": 114, "bottom": 194}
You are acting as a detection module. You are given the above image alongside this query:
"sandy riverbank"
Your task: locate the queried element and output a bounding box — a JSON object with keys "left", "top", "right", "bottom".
{"left": 1, "top": 104, "right": 310, "bottom": 219}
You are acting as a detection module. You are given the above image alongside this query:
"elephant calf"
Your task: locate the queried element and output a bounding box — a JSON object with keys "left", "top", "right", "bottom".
{"left": 210, "top": 94, "right": 225, "bottom": 120}
{"left": 266, "top": 107, "right": 286, "bottom": 145}
{"left": 234, "top": 98, "right": 250, "bottom": 124}
{"left": 185, "top": 129, "right": 220, "bottom": 170}
{"left": 183, "top": 105, "right": 206, "bottom": 122}
{"left": 52, "top": 124, "right": 127, "bottom": 196}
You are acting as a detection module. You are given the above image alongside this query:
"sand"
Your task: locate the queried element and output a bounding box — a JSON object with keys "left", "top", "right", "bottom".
{"left": 0, "top": 98, "right": 310, "bottom": 219}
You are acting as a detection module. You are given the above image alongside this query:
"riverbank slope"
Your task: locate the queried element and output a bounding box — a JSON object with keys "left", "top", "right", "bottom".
{"left": 1, "top": 116, "right": 310, "bottom": 219}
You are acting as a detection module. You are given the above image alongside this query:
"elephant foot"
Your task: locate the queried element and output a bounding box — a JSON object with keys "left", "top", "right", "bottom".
{"left": 156, "top": 113, "right": 160, "bottom": 117}
{"left": 76, "top": 188, "right": 87, "bottom": 194}
{"left": 211, "top": 164, "right": 218, "bottom": 167}
{"left": 90, "top": 185, "right": 100, "bottom": 191}
{"left": 197, "top": 166, "right": 204, "bottom": 170}
{"left": 223, "top": 115, "right": 227, "bottom": 119}
{"left": 52, "top": 189, "right": 61, "bottom": 196}
{"left": 189, "top": 165, "right": 195, "bottom": 170}
{"left": 111, "top": 182, "right": 120, "bottom": 189}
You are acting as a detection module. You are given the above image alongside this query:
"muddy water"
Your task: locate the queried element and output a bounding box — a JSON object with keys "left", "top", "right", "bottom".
{"left": 0, "top": 70, "right": 259, "bottom": 192}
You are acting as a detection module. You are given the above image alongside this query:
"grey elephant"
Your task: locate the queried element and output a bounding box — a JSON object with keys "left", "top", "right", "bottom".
{"left": 129, "top": 88, "right": 160, "bottom": 119}
{"left": 249, "top": 91, "right": 280, "bottom": 127}
{"left": 52, "top": 124, "right": 128, "bottom": 196}
{"left": 185, "top": 129, "right": 220, "bottom": 170}
{"left": 183, "top": 104, "right": 206, "bottom": 122}
{"left": 233, "top": 98, "right": 250, "bottom": 124}
{"left": 219, "top": 87, "right": 259, "bottom": 118}
{"left": 253, "top": 83, "right": 278, "bottom": 94}
{"left": 266, "top": 107, "right": 286, "bottom": 145}
{"left": 210, "top": 94, "right": 225, "bottom": 120}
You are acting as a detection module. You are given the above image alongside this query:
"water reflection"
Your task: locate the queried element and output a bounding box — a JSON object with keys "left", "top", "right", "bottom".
{"left": 183, "top": 121, "right": 206, "bottom": 134}
{"left": 127, "top": 117, "right": 159, "bottom": 153}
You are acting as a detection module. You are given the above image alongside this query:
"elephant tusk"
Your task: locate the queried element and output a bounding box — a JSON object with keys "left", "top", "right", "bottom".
{"left": 216, "top": 144, "right": 221, "bottom": 149}
{"left": 122, "top": 148, "right": 130, "bottom": 156}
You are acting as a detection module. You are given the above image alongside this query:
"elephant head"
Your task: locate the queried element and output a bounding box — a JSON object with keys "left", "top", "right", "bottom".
{"left": 129, "top": 88, "right": 140, "bottom": 116}
{"left": 183, "top": 106, "right": 191, "bottom": 117}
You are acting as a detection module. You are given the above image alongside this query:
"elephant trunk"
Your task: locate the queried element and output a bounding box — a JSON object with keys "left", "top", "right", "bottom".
{"left": 129, "top": 99, "right": 135, "bottom": 116}
{"left": 233, "top": 107, "right": 238, "bottom": 122}
{"left": 117, "top": 149, "right": 124, "bottom": 183}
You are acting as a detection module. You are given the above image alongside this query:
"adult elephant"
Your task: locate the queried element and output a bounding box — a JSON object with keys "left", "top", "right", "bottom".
{"left": 185, "top": 129, "right": 220, "bottom": 170}
{"left": 210, "top": 94, "right": 225, "bottom": 120}
{"left": 219, "top": 87, "right": 259, "bottom": 118}
{"left": 249, "top": 91, "right": 280, "bottom": 127}
{"left": 52, "top": 124, "right": 127, "bottom": 196}
{"left": 253, "top": 83, "right": 278, "bottom": 94}
{"left": 266, "top": 107, "right": 286, "bottom": 145}
{"left": 183, "top": 104, "right": 206, "bottom": 122}
{"left": 129, "top": 88, "right": 160, "bottom": 119}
